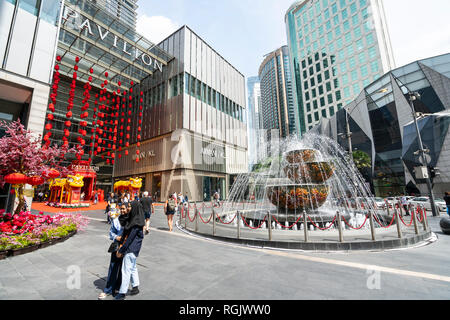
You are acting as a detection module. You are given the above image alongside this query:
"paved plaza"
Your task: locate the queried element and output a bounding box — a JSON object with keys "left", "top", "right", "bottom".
{"left": 0, "top": 206, "right": 449, "bottom": 300}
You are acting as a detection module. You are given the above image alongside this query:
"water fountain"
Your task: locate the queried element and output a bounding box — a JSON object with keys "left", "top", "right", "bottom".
{"left": 220, "top": 133, "right": 387, "bottom": 229}
{"left": 180, "top": 133, "right": 433, "bottom": 251}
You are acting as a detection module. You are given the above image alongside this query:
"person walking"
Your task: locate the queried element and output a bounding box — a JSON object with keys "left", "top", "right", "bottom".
{"left": 401, "top": 195, "right": 410, "bottom": 216}
{"left": 115, "top": 200, "right": 145, "bottom": 300}
{"left": 98, "top": 203, "right": 130, "bottom": 300}
{"left": 140, "top": 191, "right": 154, "bottom": 235}
{"left": 444, "top": 192, "right": 450, "bottom": 217}
{"left": 164, "top": 193, "right": 177, "bottom": 232}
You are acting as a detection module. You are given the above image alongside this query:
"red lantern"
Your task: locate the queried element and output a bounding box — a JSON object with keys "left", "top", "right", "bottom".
{"left": 27, "top": 176, "right": 45, "bottom": 186}
{"left": 4, "top": 173, "right": 28, "bottom": 185}
{"left": 44, "top": 169, "right": 60, "bottom": 179}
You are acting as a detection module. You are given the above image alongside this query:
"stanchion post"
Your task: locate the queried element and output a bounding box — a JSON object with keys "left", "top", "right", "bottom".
{"left": 369, "top": 210, "right": 376, "bottom": 241}
{"left": 303, "top": 210, "right": 309, "bottom": 243}
{"left": 212, "top": 207, "right": 216, "bottom": 236}
{"left": 337, "top": 211, "right": 344, "bottom": 243}
{"left": 185, "top": 204, "right": 188, "bottom": 229}
{"left": 412, "top": 205, "right": 419, "bottom": 235}
{"left": 268, "top": 211, "right": 272, "bottom": 241}
{"left": 422, "top": 205, "right": 429, "bottom": 231}
{"left": 395, "top": 207, "right": 402, "bottom": 239}
{"left": 237, "top": 211, "right": 241, "bottom": 239}
{"left": 195, "top": 204, "right": 199, "bottom": 232}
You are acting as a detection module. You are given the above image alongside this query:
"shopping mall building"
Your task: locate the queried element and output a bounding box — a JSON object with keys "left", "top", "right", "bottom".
{"left": 0, "top": 0, "right": 247, "bottom": 209}
{"left": 311, "top": 54, "right": 450, "bottom": 198}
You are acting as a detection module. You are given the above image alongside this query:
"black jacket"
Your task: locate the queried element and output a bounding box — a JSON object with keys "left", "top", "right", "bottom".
{"left": 444, "top": 195, "right": 450, "bottom": 206}
{"left": 119, "top": 227, "right": 144, "bottom": 257}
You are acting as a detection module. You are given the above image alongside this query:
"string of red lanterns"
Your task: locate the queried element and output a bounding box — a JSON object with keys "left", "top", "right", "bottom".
{"left": 43, "top": 55, "right": 62, "bottom": 147}
{"left": 136, "top": 90, "right": 144, "bottom": 163}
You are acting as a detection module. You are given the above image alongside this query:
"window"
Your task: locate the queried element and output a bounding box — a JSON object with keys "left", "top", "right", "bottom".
{"left": 306, "top": 103, "right": 311, "bottom": 112}
{"left": 366, "top": 33, "right": 374, "bottom": 45}
{"left": 313, "top": 100, "right": 318, "bottom": 109}
{"left": 322, "top": 109, "right": 327, "bottom": 117}
{"left": 358, "top": 51, "right": 366, "bottom": 64}
{"left": 328, "top": 94, "right": 333, "bottom": 103}
{"left": 320, "top": 97, "right": 326, "bottom": 107}
{"left": 344, "top": 87, "right": 351, "bottom": 98}
{"left": 19, "top": 0, "right": 41, "bottom": 16}
{"left": 326, "top": 82, "right": 332, "bottom": 91}
{"left": 368, "top": 46, "right": 377, "bottom": 59}
{"left": 360, "top": 65, "right": 368, "bottom": 77}
{"left": 353, "top": 83, "right": 360, "bottom": 95}
{"left": 342, "top": 74, "right": 349, "bottom": 85}
{"left": 351, "top": 70, "right": 358, "bottom": 81}
{"left": 370, "top": 61, "right": 379, "bottom": 73}
{"left": 329, "top": 106, "right": 335, "bottom": 116}
{"left": 319, "top": 85, "right": 324, "bottom": 95}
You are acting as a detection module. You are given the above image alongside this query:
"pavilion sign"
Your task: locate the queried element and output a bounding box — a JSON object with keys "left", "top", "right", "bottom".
{"left": 61, "top": 4, "right": 164, "bottom": 73}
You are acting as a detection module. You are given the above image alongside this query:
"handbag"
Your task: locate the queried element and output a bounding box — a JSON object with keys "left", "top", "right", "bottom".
{"left": 108, "top": 241, "right": 119, "bottom": 253}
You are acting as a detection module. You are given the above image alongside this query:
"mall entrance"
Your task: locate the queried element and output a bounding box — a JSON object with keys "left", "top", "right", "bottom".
{"left": 203, "top": 176, "right": 225, "bottom": 201}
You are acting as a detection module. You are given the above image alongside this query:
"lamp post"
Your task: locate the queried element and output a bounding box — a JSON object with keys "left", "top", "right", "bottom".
{"left": 408, "top": 92, "right": 439, "bottom": 217}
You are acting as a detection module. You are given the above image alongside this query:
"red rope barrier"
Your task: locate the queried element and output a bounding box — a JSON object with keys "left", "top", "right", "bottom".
{"left": 416, "top": 207, "right": 424, "bottom": 223}
{"left": 241, "top": 216, "right": 268, "bottom": 230}
{"left": 373, "top": 213, "right": 396, "bottom": 228}
{"left": 216, "top": 213, "right": 237, "bottom": 225}
{"left": 187, "top": 208, "right": 196, "bottom": 222}
{"left": 307, "top": 215, "right": 337, "bottom": 230}
{"left": 342, "top": 215, "right": 368, "bottom": 230}
{"left": 198, "top": 212, "right": 213, "bottom": 224}
{"left": 272, "top": 215, "right": 304, "bottom": 230}
{"left": 399, "top": 213, "right": 414, "bottom": 227}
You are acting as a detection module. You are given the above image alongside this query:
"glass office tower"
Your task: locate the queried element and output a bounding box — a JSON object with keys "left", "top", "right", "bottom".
{"left": 285, "top": 0, "right": 395, "bottom": 135}
{"left": 258, "top": 46, "right": 296, "bottom": 140}
{"left": 247, "top": 76, "right": 262, "bottom": 170}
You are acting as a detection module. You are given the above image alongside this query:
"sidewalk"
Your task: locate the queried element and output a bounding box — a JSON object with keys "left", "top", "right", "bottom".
{"left": 1, "top": 207, "right": 450, "bottom": 300}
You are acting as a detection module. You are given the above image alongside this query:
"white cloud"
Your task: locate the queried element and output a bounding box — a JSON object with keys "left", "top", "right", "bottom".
{"left": 136, "top": 15, "right": 180, "bottom": 44}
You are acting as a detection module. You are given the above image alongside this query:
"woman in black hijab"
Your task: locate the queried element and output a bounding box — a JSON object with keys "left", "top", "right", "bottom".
{"left": 115, "top": 200, "right": 145, "bottom": 300}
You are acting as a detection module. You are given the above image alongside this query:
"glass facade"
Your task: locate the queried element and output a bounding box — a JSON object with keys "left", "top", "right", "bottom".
{"left": 285, "top": 0, "right": 395, "bottom": 135}
{"left": 258, "top": 46, "right": 296, "bottom": 140}
{"left": 312, "top": 53, "right": 450, "bottom": 197}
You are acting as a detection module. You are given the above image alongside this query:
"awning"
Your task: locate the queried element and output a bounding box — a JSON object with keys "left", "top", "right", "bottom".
{"left": 56, "top": 0, "right": 174, "bottom": 91}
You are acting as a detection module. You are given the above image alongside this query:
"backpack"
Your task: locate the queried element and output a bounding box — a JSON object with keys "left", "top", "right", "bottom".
{"left": 167, "top": 198, "right": 176, "bottom": 212}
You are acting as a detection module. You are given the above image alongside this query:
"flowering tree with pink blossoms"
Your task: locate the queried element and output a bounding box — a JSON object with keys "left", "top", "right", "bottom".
{"left": 0, "top": 120, "right": 75, "bottom": 215}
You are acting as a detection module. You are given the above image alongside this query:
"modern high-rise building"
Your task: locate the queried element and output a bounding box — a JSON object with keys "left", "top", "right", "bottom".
{"left": 285, "top": 0, "right": 396, "bottom": 135}
{"left": 311, "top": 53, "right": 450, "bottom": 197}
{"left": 93, "top": 0, "right": 138, "bottom": 30}
{"left": 258, "top": 45, "right": 296, "bottom": 141}
{"left": 247, "top": 76, "right": 261, "bottom": 170}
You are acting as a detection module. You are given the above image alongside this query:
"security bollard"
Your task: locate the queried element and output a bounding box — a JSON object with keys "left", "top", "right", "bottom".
{"left": 395, "top": 208, "right": 402, "bottom": 239}
{"left": 412, "top": 206, "right": 419, "bottom": 235}
{"left": 185, "top": 204, "right": 188, "bottom": 229}
{"left": 337, "top": 211, "right": 344, "bottom": 243}
{"left": 369, "top": 210, "right": 376, "bottom": 241}
{"left": 268, "top": 211, "right": 272, "bottom": 241}
{"left": 212, "top": 207, "right": 216, "bottom": 236}
{"left": 237, "top": 211, "right": 241, "bottom": 239}
{"left": 195, "top": 204, "right": 199, "bottom": 232}
{"left": 303, "top": 210, "right": 309, "bottom": 243}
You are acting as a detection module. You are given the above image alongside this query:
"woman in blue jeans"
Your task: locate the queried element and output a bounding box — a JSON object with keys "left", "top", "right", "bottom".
{"left": 115, "top": 200, "right": 145, "bottom": 300}
{"left": 98, "top": 203, "right": 130, "bottom": 299}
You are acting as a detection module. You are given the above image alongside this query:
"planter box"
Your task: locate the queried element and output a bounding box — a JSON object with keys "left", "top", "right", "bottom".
{"left": 10, "top": 245, "right": 40, "bottom": 256}
{"left": 0, "top": 250, "right": 9, "bottom": 260}
{"left": 39, "top": 241, "right": 53, "bottom": 249}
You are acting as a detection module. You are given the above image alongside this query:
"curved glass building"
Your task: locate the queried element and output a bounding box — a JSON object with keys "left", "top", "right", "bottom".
{"left": 312, "top": 53, "right": 450, "bottom": 197}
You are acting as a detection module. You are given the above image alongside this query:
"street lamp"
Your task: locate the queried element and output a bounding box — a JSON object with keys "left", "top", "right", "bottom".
{"left": 408, "top": 92, "right": 439, "bottom": 217}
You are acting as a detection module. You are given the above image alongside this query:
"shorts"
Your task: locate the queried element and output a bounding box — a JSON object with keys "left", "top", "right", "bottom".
{"left": 144, "top": 211, "right": 151, "bottom": 220}
{"left": 166, "top": 210, "right": 175, "bottom": 216}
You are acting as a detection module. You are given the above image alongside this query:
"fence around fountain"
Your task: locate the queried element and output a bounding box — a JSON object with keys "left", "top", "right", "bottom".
{"left": 177, "top": 201, "right": 432, "bottom": 251}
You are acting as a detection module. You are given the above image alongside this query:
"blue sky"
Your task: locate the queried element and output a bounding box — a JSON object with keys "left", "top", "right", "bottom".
{"left": 137, "top": 0, "right": 450, "bottom": 80}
